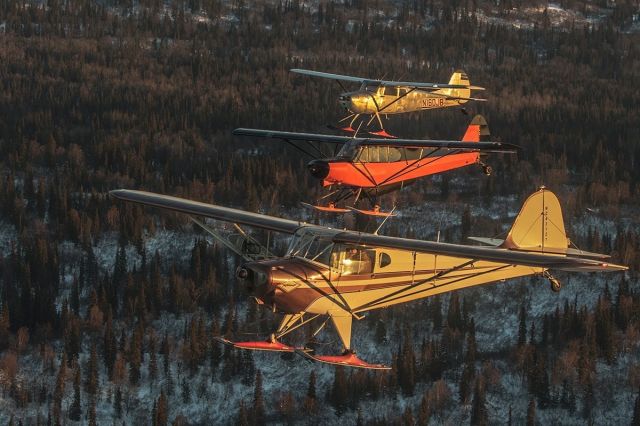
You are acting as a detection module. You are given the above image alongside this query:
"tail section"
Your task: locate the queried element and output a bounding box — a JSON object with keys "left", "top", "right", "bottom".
{"left": 461, "top": 114, "right": 490, "bottom": 142}
{"left": 502, "top": 188, "right": 569, "bottom": 253}
{"left": 444, "top": 70, "right": 471, "bottom": 102}
{"left": 448, "top": 70, "right": 471, "bottom": 86}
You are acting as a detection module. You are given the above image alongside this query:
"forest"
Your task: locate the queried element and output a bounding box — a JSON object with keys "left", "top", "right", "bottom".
{"left": 0, "top": 0, "right": 639, "bottom": 424}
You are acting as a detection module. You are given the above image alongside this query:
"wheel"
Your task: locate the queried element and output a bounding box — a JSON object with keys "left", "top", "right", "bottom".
{"left": 549, "top": 277, "right": 561, "bottom": 292}
{"left": 482, "top": 165, "right": 493, "bottom": 176}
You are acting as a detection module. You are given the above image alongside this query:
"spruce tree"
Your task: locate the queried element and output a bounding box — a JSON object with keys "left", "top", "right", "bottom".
{"left": 114, "top": 387, "right": 123, "bottom": 419}
{"left": 518, "top": 303, "right": 527, "bottom": 347}
{"left": 330, "top": 367, "right": 348, "bottom": 415}
{"left": 253, "top": 371, "right": 265, "bottom": 426}
{"left": 417, "top": 392, "right": 430, "bottom": 426}
{"left": 85, "top": 343, "right": 99, "bottom": 397}
{"left": 68, "top": 367, "right": 81, "bottom": 421}
{"left": 149, "top": 335, "right": 158, "bottom": 382}
{"left": 181, "top": 378, "right": 191, "bottom": 403}
{"left": 129, "top": 330, "right": 142, "bottom": 385}
{"left": 526, "top": 398, "right": 536, "bottom": 426}
{"left": 303, "top": 371, "right": 317, "bottom": 414}
{"left": 470, "top": 378, "right": 488, "bottom": 426}
{"left": 88, "top": 397, "right": 97, "bottom": 426}
{"left": 632, "top": 387, "right": 640, "bottom": 426}
{"left": 52, "top": 352, "right": 67, "bottom": 423}
{"left": 235, "top": 400, "right": 250, "bottom": 426}
{"left": 156, "top": 390, "right": 168, "bottom": 426}
{"left": 402, "top": 406, "right": 414, "bottom": 426}
{"left": 0, "top": 303, "right": 10, "bottom": 351}
{"left": 161, "top": 332, "right": 170, "bottom": 375}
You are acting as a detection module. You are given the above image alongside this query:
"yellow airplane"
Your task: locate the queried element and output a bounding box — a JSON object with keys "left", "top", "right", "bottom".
{"left": 110, "top": 188, "right": 626, "bottom": 369}
{"left": 291, "top": 68, "right": 486, "bottom": 137}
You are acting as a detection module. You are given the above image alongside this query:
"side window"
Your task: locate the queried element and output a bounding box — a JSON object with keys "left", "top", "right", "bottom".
{"left": 341, "top": 247, "right": 375, "bottom": 275}
{"left": 358, "top": 146, "right": 369, "bottom": 163}
{"left": 379, "top": 252, "right": 391, "bottom": 268}
{"left": 379, "top": 146, "right": 389, "bottom": 162}
{"left": 388, "top": 147, "right": 401, "bottom": 162}
{"left": 368, "top": 146, "right": 379, "bottom": 163}
{"left": 404, "top": 148, "right": 422, "bottom": 160}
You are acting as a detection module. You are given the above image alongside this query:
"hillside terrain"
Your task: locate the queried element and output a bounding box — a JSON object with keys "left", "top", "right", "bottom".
{"left": 0, "top": 0, "right": 639, "bottom": 424}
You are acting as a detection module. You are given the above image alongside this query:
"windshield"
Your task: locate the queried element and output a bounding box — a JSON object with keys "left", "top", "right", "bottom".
{"left": 336, "top": 140, "right": 358, "bottom": 160}
{"left": 287, "top": 230, "right": 334, "bottom": 266}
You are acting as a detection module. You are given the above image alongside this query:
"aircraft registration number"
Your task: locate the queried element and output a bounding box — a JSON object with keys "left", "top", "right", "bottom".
{"left": 422, "top": 98, "right": 445, "bottom": 108}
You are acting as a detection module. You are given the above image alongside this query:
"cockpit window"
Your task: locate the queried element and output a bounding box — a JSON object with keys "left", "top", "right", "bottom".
{"left": 331, "top": 244, "right": 375, "bottom": 275}
{"left": 356, "top": 146, "right": 403, "bottom": 163}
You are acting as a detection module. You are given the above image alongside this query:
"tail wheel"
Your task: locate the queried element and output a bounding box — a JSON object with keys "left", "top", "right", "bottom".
{"left": 550, "top": 277, "right": 561, "bottom": 293}
{"left": 482, "top": 165, "right": 493, "bottom": 176}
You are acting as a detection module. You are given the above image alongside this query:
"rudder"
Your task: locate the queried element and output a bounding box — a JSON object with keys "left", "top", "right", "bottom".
{"left": 461, "top": 114, "right": 490, "bottom": 142}
{"left": 445, "top": 70, "right": 471, "bottom": 102}
{"left": 502, "top": 188, "right": 569, "bottom": 252}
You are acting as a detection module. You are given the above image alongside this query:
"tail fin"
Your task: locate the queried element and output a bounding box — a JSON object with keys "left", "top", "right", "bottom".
{"left": 502, "top": 188, "right": 569, "bottom": 253}
{"left": 444, "top": 70, "right": 471, "bottom": 102}
{"left": 448, "top": 70, "right": 470, "bottom": 86}
{"left": 461, "top": 114, "right": 490, "bottom": 142}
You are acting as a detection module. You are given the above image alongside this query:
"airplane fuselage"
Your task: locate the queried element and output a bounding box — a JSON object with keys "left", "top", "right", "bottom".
{"left": 339, "top": 86, "right": 467, "bottom": 115}
{"left": 307, "top": 148, "right": 480, "bottom": 188}
{"left": 238, "top": 239, "right": 543, "bottom": 316}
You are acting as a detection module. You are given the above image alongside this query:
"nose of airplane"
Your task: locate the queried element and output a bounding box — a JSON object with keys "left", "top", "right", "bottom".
{"left": 307, "top": 160, "right": 330, "bottom": 180}
{"left": 338, "top": 94, "right": 351, "bottom": 110}
{"left": 236, "top": 264, "right": 272, "bottom": 300}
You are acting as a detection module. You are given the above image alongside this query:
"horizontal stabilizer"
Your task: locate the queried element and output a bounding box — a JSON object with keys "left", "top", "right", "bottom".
{"left": 469, "top": 237, "right": 610, "bottom": 260}
{"left": 468, "top": 237, "right": 504, "bottom": 246}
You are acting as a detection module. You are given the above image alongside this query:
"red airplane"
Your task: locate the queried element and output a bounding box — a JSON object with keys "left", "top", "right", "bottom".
{"left": 233, "top": 115, "right": 517, "bottom": 216}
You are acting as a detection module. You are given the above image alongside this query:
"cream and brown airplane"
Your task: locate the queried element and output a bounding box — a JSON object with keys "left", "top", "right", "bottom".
{"left": 110, "top": 188, "right": 626, "bottom": 369}
{"left": 292, "top": 68, "right": 486, "bottom": 137}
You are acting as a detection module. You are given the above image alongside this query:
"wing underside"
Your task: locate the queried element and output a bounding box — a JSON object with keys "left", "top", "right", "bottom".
{"left": 233, "top": 129, "right": 349, "bottom": 144}
{"left": 233, "top": 129, "right": 518, "bottom": 153}
{"left": 290, "top": 68, "right": 484, "bottom": 90}
{"left": 110, "top": 190, "right": 625, "bottom": 272}
{"left": 109, "top": 190, "right": 303, "bottom": 234}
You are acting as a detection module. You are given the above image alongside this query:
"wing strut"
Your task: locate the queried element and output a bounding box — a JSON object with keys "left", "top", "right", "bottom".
{"left": 189, "top": 217, "right": 273, "bottom": 261}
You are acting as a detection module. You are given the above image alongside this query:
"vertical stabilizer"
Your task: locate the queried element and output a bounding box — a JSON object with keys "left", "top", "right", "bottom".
{"left": 502, "top": 188, "right": 569, "bottom": 252}
{"left": 444, "top": 70, "right": 471, "bottom": 102}
{"left": 461, "top": 114, "right": 490, "bottom": 142}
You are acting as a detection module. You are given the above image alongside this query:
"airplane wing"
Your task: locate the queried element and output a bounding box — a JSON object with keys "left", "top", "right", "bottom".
{"left": 110, "top": 190, "right": 625, "bottom": 272}
{"left": 357, "top": 138, "right": 518, "bottom": 153}
{"left": 290, "top": 69, "right": 369, "bottom": 84}
{"left": 109, "top": 190, "right": 304, "bottom": 234}
{"left": 331, "top": 232, "right": 626, "bottom": 272}
{"left": 233, "top": 129, "right": 349, "bottom": 144}
{"left": 290, "top": 68, "right": 484, "bottom": 90}
{"left": 234, "top": 129, "right": 518, "bottom": 154}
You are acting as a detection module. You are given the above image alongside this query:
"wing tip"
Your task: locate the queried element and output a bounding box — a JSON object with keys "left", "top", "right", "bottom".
{"left": 109, "top": 189, "right": 127, "bottom": 199}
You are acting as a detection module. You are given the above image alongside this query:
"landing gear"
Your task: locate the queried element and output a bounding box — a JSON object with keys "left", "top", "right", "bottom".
{"left": 478, "top": 160, "right": 492, "bottom": 176}
{"left": 544, "top": 271, "right": 561, "bottom": 292}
